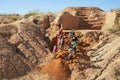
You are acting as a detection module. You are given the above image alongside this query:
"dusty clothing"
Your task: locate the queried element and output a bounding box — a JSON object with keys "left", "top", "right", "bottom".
{"left": 68, "top": 48, "right": 73, "bottom": 54}
{"left": 68, "top": 48, "right": 75, "bottom": 59}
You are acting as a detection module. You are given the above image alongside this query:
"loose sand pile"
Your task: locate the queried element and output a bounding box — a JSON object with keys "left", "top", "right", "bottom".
{"left": 41, "top": 58, "right": 71, "bottom": 80}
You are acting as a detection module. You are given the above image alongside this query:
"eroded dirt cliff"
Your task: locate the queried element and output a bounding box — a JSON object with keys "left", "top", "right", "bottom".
{"left": 0, "top": 19, "right": 53, "bottom": 79}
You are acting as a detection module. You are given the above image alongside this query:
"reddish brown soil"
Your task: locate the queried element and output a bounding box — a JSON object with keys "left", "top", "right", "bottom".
{"left": 41, "top": 58, "right": 71, "bottom": 80}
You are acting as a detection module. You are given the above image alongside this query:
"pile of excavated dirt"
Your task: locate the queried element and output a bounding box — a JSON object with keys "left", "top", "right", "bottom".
{"left": 41, "top": 58, "right": 71, "bottom": 80}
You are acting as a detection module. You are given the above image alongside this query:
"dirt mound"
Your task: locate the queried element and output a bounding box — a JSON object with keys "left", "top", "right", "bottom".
{"left": 53, "top": 12, "right": 79, "bottom": 30}
{"left": 41, "top": 58, "right": 71, "bottom": 80}
{"left": 48, "top": 7, "right": 105, "bottom": 41}
{"left": 28, "top": 13, "right": 56, "bottom": 30}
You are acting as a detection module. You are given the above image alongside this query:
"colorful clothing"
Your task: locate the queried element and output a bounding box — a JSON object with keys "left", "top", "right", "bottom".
{"left": 53, "top": 45, "right": 57, "bottom": 53}
{"left": 71, "top": 41, "right": 77, "bottom": 50}
{"left": 69, "top": 32, "right": 74, "bottom": 38}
